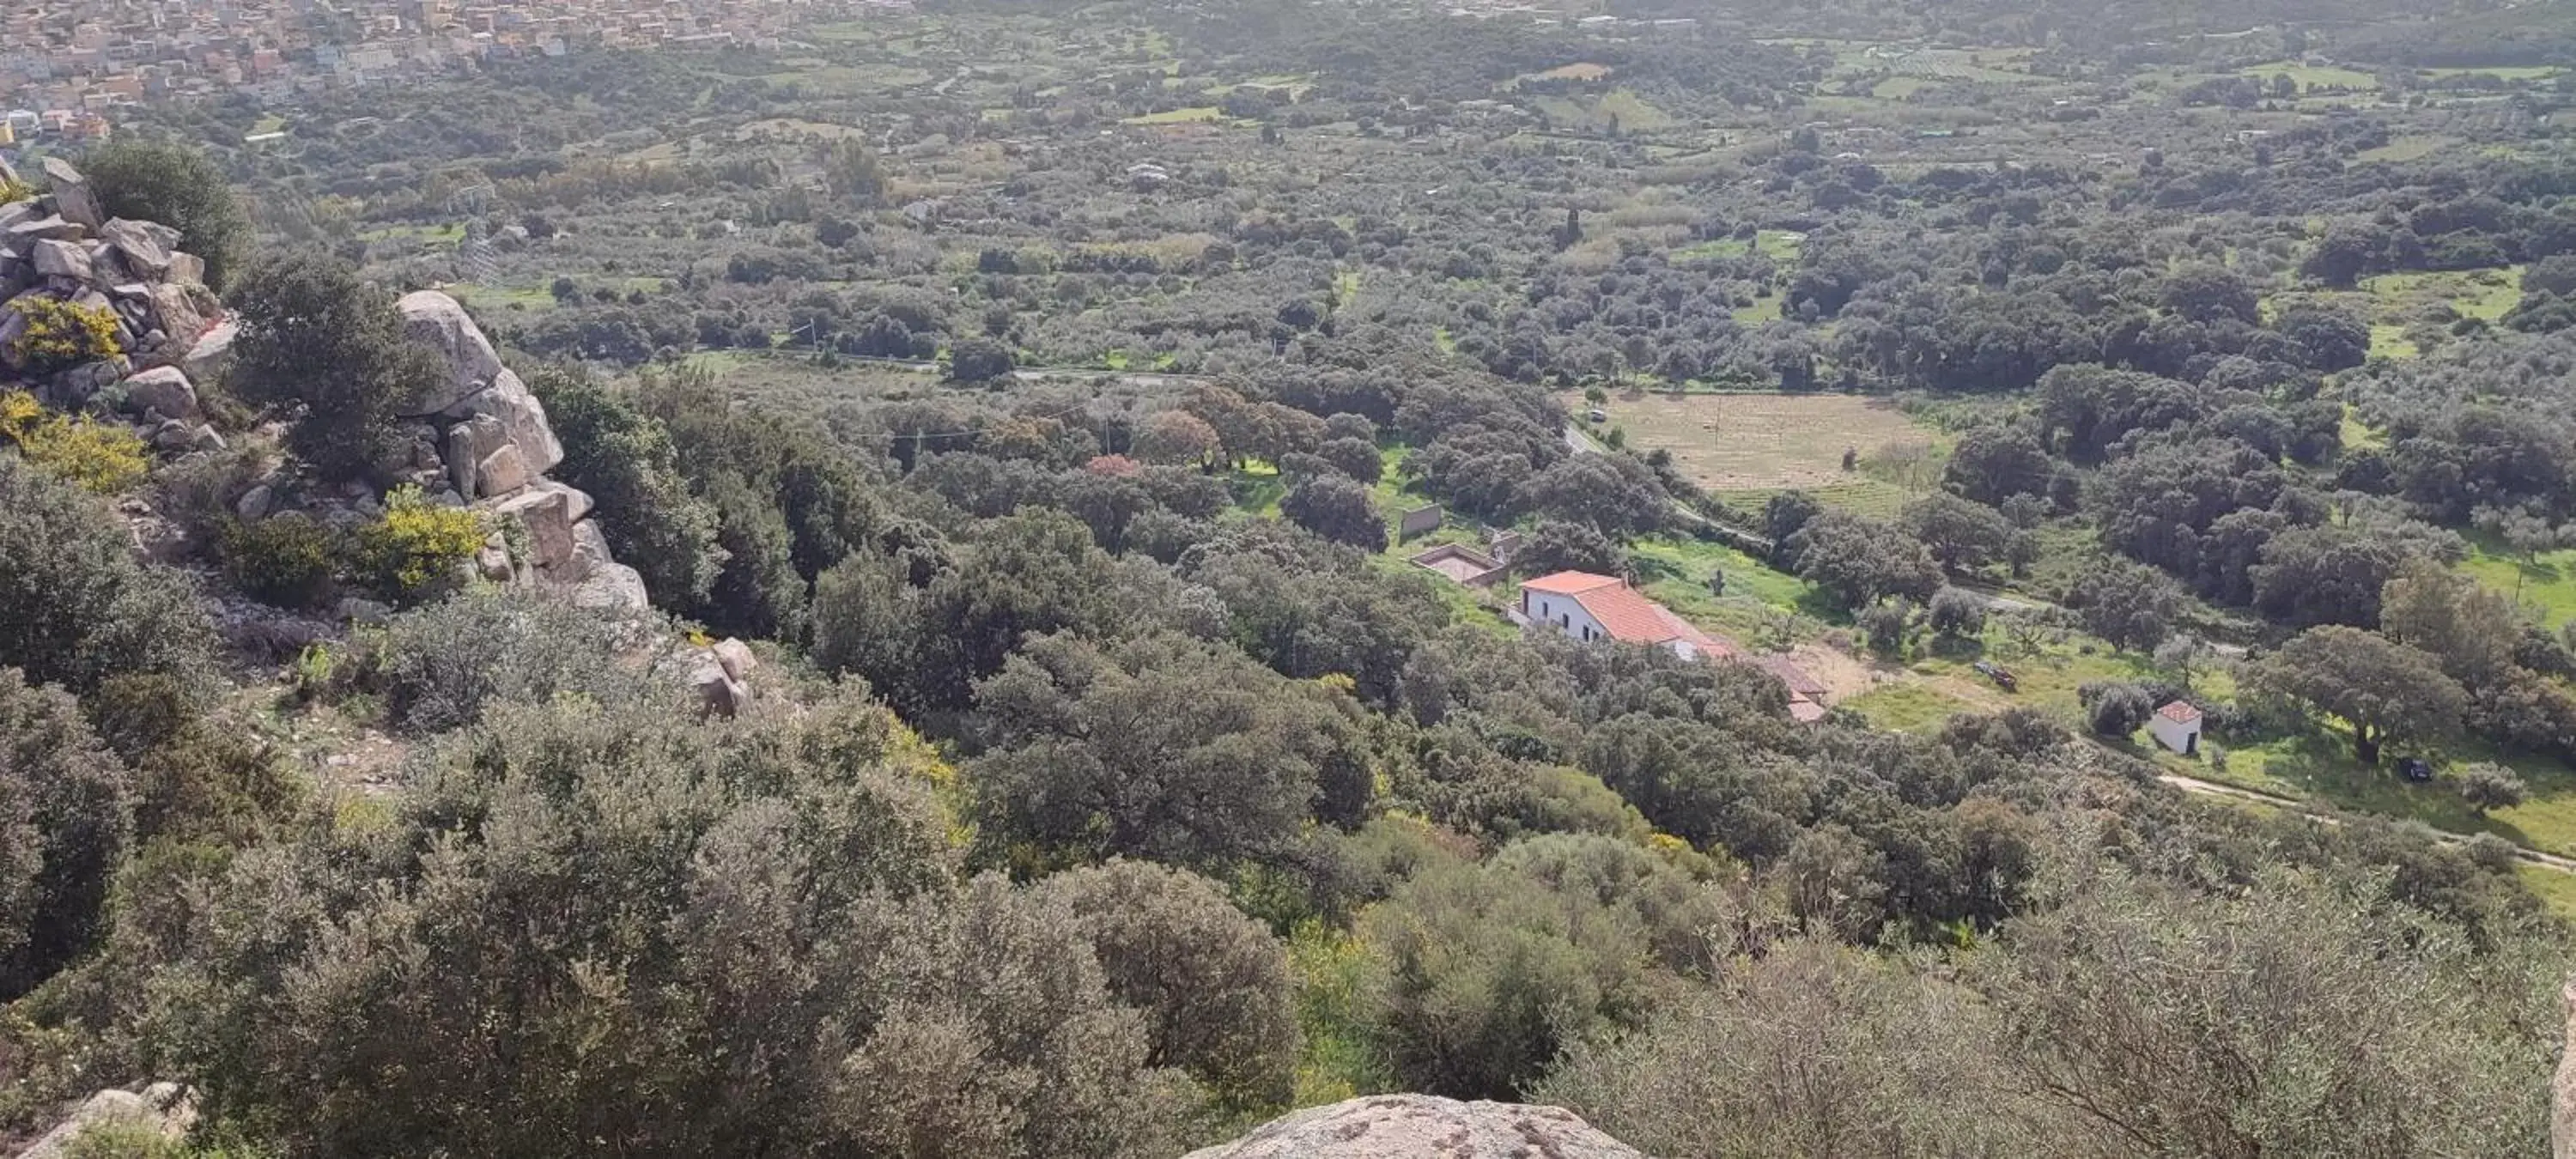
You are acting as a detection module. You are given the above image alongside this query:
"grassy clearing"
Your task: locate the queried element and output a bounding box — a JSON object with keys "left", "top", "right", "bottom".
{"left": 760, "top": 63, "right": 938, "bottom": 94}
{"left": 447, "top": 283, "right": 556, "bottom": 313}
{"left": 2366, "top": 266, "right": 2523, "bottom": 321}
{"left": 2425, "top": 64, "right": 2562, "bottom": 80}
{"left": 1572, "top": 390, "right": 1937, "bottom": 495}
{"left": 2458, "top": 541, "right": 2576, "bottom": 628}
{"left": 2515, "top": 864, "right": 2576, "bottom": 921}
{"left": 1122, "top": 106, "right": 1225, "bottom": 124}
{"left": 2238, "top": 62, "right": 2380, "bottom": 90}
{"left": 1681, "top": 228, "right": 1813, "bottom": 263}
{"left": 2274, "top": 265, "right": 2522, "bottom": 359}
{"left": 2202, "top": 731, "right": 2576, "bottom": 859}
{"left": 2357, "top": 134, "right": 2458, "bottom": 164}
{"left": 1596, "top": 90, "right": 1678, "bottom": 131}
{"left": 1718, "top": 479, "right": 1917, "bottom": 520}
{"left": 357, "top": 221, "right": 465, "bottom": 246}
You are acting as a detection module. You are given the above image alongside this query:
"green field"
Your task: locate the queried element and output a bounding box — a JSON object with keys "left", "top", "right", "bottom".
{"left": 1675, "top": 230, "right": 1806, "bottom": 264}
{"left": 2274, "top": 264, "right": 2524, "bottom": 359}
{"left": 2357, "top": 135, "right": 2458, "bottom": 164}
{"left": 2459, "top": 542, "right": 2576, "bottom": 628}
{"left": 1123, "top": 106, "right": 1225, "bottom": 124}
{"left": 2199, "top": 731, "right": 2576, "bottom": 860}
{"left": 2238, "top": 61, "right": 2381, "bottom": 91}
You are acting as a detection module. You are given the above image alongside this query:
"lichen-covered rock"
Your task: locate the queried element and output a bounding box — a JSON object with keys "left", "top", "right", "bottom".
{"left": 1184, "top": 1096, "right": 1647, "bottom": 1159}
{"left": 19, "top": 1083, "right": 197, "bottom": 1159}
{"left": 573, "top": 561, "right": 650, "bottom": 613}
{"left": 120, "top": 366, "right": 197, "bottom": 421}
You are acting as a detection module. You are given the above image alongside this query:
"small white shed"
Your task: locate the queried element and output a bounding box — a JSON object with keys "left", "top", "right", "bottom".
{"left": 2149, "top": 701, "right": 2203, "bottom": 755}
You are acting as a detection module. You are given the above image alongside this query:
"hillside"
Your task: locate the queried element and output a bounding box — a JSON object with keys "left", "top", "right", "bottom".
{"left": 4, "top": 0, "right": 2576, "bottom": 1155}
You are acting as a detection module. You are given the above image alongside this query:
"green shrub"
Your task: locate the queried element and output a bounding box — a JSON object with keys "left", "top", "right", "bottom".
{"left": 0, "top": 669, "right": 133, "bottom": 998}
{"left": 357, "top": 586, "right": 649, "bottom": 734}
{"left": 80, "top": 137, "right": 252, "bottom": 292}
{"left": 355, "top": 486, "right": 484, "bottom": 604}
{"left": 1, "top": 391, "right": 148, "bottom": 495}
{"left": 221, "top": 513, "right": 340, "bottom": 609}
{"left": 0, "top": 455, "right": 216, "bottom": 696}
{"left": 8, "top": 300, "right": 123, "bottom": 378}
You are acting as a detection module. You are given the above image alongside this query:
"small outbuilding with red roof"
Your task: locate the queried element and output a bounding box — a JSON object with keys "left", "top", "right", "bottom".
{"left": 2150, "top": 700, "right": 2202, "bottom": 755}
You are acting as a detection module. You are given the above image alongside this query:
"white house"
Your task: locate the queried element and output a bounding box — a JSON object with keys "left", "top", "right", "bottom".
{"left": 1518, "top": 571, "right": 1730, "bottom": 659}
{"left": 1516, "top": 571, "right": 1829, "bottom": 722}
{"left": 2149, "top": 701, "right": 2203, "bottom": 755}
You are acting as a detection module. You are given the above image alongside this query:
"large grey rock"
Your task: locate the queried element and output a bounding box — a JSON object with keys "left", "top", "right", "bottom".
{"left": 137, "top": 283, "right": 209, "bottom": 367}
{"left": 31, "top": 239, "right": 89, "bottom": 281}
{"left": 179, "top": 316, "right": 235, "bottom": 383}
{"left": 394, "top": 289, "right": 509, "bottom": 414}
{"left": 693, "top": 662, "right": 750, "bottom": 719}
{"left": 120, "top": 366, "right": 198, "bottom": 420}
{"left": 98, "top": 217, "right": 175, "bottom": 277}
{"left": 445, "top": 414, "right": 504, "bottom": 498}
{"left": 477, "top": 443, "right": 533, "bottom": 498}
{"left": 1183, "top": 1096, "right": 1645, "bottom": 1159}
{"left": 457, "top": 371, "right": 563, "bottom": 476}
{"left": 6, "top": 215, "right": 82, "bottom": 246}
{"left": 40, "top": 158, "right": 101, "bottom": 231}
{"left": 396, "top": 290, "right": 562, "bottom": 475}
{"left": 573, "top": 561, "right": 650, "bottom": 612}
{"left": 713, "top": 638, "right": 756, "bottom": 683}
{"left": 562, "top": 516, "right": 612, "bottom": 583}
{"left": 488, "top": 482, "right": 591, "bottom": 574}
{"left": 20, "top": 1083, "right": 197, "bottom": 1159}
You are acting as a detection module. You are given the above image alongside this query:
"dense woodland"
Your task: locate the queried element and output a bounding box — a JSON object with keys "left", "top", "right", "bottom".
{"left": 6, "top": 0, "right": 2576, "bottom": 1154}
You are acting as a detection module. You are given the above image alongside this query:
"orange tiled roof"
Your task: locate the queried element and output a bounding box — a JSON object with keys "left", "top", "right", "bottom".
{"left": 1564, "top": 584, "right": 1737, "bottom": 658}
{"left": 1522, "top": 570, "right": 1624, "bottom": 596}
{"left": 2156, "top": 701, "right": 2202, "bottom": 723}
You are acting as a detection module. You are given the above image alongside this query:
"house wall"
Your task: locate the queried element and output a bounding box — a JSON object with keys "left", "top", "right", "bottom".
{"left": 1522, "top": 589, "right": 1613, "bottom": 646}
{"left": 2149, "top": 716, "right": 2201, "bottom": 754}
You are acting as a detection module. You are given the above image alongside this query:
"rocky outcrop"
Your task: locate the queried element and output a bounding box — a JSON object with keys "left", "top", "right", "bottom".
{"left": 2, "top": 160, "right": 225, "bottom": 397}
{"left": 18, "top": 1083, "right": 197, "bottom": 1159}
{"left": 397, "top": 290, "right": 563, "bottom": 488}
{"left": 690, "top": 638, "right": 759, "bottom": 719}
{"left": 386, "top": 292, "right": 645, "bottom": 614}
{"left": 1184, "top": 1096, "right": 1646, "bottom": 1159}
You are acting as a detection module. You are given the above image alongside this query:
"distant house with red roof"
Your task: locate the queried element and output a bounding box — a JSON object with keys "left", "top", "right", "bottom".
{"left": 1517, "top": 571, "right": 1828, "bottom": 722}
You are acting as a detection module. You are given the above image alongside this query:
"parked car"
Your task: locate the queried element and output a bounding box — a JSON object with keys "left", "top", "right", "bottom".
{"left": 2397, "top": 756, "right": 2435, "bottom": 783}
{"left": 1972, "top": 660, "right": 2018, "bottom": 692}
{"left": 1587, "top": 408, "right": 1607, "bottom": 423}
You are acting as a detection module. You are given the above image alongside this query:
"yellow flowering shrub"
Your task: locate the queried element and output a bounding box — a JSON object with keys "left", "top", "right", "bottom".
{"left": 0, "top": 390, "right": 147, "bottom": 494}
{"left": 356, "top": 485, "right": 486, "bottom": 604}
{"left": 9, "top": 298, "right": 124, "bottom": 377}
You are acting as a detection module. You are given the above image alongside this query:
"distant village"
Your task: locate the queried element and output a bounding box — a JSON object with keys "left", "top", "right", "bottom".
{"left": 0, "top": 0, "right": 916, "bottom": 146}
